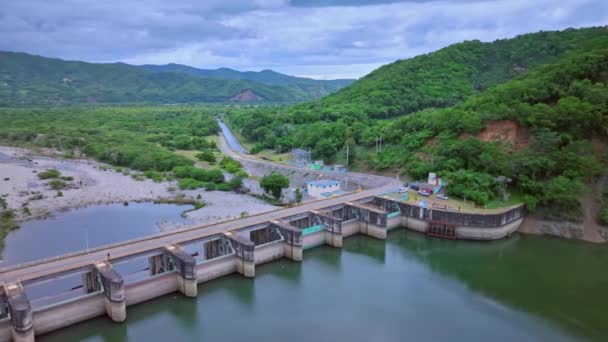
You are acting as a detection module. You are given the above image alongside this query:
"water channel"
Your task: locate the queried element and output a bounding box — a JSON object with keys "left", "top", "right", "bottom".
{"left": 3, "top": 204, "right": 605, "bottom": 341}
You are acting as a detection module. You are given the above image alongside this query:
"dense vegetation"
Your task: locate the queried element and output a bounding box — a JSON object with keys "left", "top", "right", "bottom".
{"left": 0, "top": 106, "right": 221, "bottom": 171}
{"left": 1, "top": 26, "right": 606, "bottom": 222}
{"left": 228, "top": 27, "right": 608, "bottom": 220}
{"left": 260, "top": 173, "right": 290, "bottom": 200}
{"left": 141, "top": 64, "right": 353, "bottom": 98}
{"left": 292, "top": 26, "right": 608, "bottom": 120}
{"left": 0, "top": 105, "right": 246, "bottom": 192}
{"left": 0, "top": 52, "right": 348, "bottom": 106}
{"left": 0, "top": 208, "right": 18, "bottom": 252}
{"left": 229, "top": 28, "right": 608, "bottom": 159}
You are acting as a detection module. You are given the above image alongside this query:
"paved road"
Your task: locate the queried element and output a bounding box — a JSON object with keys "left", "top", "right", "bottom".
{"left": 0, "top": 127, "right": 401, "bottom": 284}
{"left": 0, "top": 183, "right": 395, "bottom": 284}
{"left": 217, "top": 118, "right": 249, "bottom": 154}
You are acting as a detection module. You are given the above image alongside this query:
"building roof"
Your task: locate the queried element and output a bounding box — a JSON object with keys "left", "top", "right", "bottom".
{"left": 306, "top": 180, "right": 341, "bottom": 187}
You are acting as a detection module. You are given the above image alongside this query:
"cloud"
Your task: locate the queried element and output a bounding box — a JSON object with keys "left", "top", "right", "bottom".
{"left": 0, "top": 0, "right": 606, "bottom": 79}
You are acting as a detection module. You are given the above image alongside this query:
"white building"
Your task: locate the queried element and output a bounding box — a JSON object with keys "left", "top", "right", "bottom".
{"left": 428, "top": 172, "right": 438, "bottom": 186}
{"left": 305, "top": 180, "right": 341, "bottom": 198}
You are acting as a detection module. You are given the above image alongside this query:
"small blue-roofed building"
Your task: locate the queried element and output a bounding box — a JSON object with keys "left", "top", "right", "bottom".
{"left": 305, "top": 180, "right": 342, "bottom": 198}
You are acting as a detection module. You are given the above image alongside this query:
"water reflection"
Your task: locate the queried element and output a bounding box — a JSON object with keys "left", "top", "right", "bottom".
{"left": 387, "top": 230, "right": 608, "bottom": 340}
{"left": 1, "top": 202, "right": 192, "bottom": 266}
{"left": 37, "top": 228, "right": 607, "bottom": 341}
{"left": 343, "top": 234, "right": 386, "bottom": 264}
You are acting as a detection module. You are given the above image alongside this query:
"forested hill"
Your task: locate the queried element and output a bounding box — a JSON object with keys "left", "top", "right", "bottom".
{"left": 292, "top": 26, "right": 608, "bottom": 120}
{"left": 140, "top": 64, "right": 353, "bottom": 95}
{"left": 0, "top": 52, "right": 340, "bottom": 105}
{"left": 227, "top": 31, "right": 608, "bottom": 220}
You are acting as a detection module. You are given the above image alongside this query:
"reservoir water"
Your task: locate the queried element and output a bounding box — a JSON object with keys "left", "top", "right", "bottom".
{"left": 1, "top": 202, "right": 192, "bottom": 267}
{"left": 3, "top": 202, "right": 602, "bottom": 341}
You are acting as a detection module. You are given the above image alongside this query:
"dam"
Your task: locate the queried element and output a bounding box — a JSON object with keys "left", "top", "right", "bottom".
{"left": 0, "top": 191, "right": 524, "bottom": 341}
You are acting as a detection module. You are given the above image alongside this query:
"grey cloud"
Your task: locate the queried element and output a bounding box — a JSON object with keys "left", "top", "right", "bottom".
{"left": 0, "top": 0, "right": 606, "bottom": 79}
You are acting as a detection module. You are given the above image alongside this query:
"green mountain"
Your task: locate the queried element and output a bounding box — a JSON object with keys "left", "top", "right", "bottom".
{"left": 140, "top": 64, "right": 353, "bottom": 93}
{"left": 227, "top": 27, "right": 608, "bottom": 219}
{"left": 0, "top": 52, "right": 344, "bottom": 105}
{"left": 375, "top": 34, "right": 608, "bottom": 219}
{"left": 293, "top": 26, "right": 608, "bottom": 119}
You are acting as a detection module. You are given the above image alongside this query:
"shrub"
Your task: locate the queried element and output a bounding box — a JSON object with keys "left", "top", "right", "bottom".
{"left": 235, "top": 170, "right": 249, "bottom": 178}
{"left": 260, "top": 172, "right": 289, "bottom": 199}
{"left": 178, "top": 178, "right": 204, "bottom": 190}
{"left": 144, "top": 170, "right": 163, "bottom": 182}
{"left": 203, "top": 182, "right": 216, "bottom": 191}
{"left": 196, "top": 150, "right": 216, "bottom": 163}
{"left": 599, "top": 207, "right": 608, "bottom": 226}
{"left": 38, "top": 169, "right": 61, "bottom": 179}
{"left": 216, "top": 183, "right": 232, "bottom": 191}
{"left": 219, "top": 157, "right": 242, "bottom": 174}
{"left": 228, "top": 176, "right": 243, "bottom": 189}
{"left": 48, "top": 179, "right": 68, "bottom": 190}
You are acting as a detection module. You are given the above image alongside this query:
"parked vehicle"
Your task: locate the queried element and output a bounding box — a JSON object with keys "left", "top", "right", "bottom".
{"left": 398, "top": 187, "right": 408, "bottom": 193}
{"left": 418, "top": 189, "right": 431, "bottom": 196}
{"left": 437, "top": 194, "right": 448, "bottom": 200}
{"left": 409, "top": 184, "right": 420, "bottom": 191}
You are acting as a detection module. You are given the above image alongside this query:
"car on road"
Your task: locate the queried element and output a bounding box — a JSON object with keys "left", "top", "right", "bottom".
{"left": 418, "top": 189, "right": 431, "bottom": 196}
{"left": 398, "top": 187, "right": 408, "bottom": 193}
{"left": 437, "top": 194, "right": 448, "bottom": 200}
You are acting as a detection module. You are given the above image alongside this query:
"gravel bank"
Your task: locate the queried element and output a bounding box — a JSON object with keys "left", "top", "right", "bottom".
{"left": 0, "top": 146, "right": 277, "bottom": 224}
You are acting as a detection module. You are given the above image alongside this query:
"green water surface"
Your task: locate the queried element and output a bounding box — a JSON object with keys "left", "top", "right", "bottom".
{"left": 40, "top": 230, "right": 607, "bottom": 341}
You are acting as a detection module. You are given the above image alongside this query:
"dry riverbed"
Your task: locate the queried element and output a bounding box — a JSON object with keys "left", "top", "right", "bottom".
{"left": 0, "top": 146, "right": 277, "bottom": 227}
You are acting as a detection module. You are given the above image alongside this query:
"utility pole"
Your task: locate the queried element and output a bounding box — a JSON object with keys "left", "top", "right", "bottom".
{"left": 346, "top": 145, "right": 349, "bottom": 166}
{"left": 375, "top": 136, "right": 383, "bottom": 153}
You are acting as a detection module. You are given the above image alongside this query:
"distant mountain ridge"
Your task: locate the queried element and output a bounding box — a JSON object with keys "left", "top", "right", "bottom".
{"left": 139, "top": 63, "right": 354, "bottom": 100}
{"left": 0, "top": 52, "right": 353, "bottom": 106}
{"left": 140, "top": 63, "right": 353, "bottom": 87}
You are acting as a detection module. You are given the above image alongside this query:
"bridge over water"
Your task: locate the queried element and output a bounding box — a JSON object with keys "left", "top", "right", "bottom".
{"left": 0, "top": 121, "right": 526, "bottom": 341}
{"left": 0, "top": 180, "right": 526, "bottom": 341}
{"left": 0, "top": 183, "right": 406, "bottom": 341}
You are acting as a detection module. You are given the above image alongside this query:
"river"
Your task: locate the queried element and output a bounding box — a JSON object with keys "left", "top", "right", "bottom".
{"left": 9, "top": 204, "right": 602, "bottom": 341}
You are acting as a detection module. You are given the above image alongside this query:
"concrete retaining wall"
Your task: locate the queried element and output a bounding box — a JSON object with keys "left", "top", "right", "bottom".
{"left": 387, "top": 216, "right": 401, "bottom": 230}
{"left": 303, "top": 231, "right": 325, "bottom": 249}
{"left": 402, "top": 216, "right": 429, "bottom": 233}
{"left": 456, "top": 218, "right": 523, "bottom": 240}
{"left": 342, "top": 220, "right": 360, "bottom": 238}
{"left": 197, "top": 256, "right": 238, "bottom": 283}
{"left": 255, "top": 242, "right": 284, "bottom": 265}
{"left": 33, "top": 293, "right": 105, "bottom": 336}
{"left": 125, "top": 273, "right": 177, "bottom": 306}
{"left": 0, "top": 319, "right": 10, "bottom": 342}
{"left": 363, "top": 223, "right": 387, "bottom": 240}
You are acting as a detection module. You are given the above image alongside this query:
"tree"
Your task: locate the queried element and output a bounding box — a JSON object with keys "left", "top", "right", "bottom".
{"left": 260, "top": 172, "right": 289, "bottom": 200}
{"left": 229, "top": 176, "right": 243, "bottom": 189}
{"left": 196, "top": 150, "right": 216, "bottom": 163}
{"left": 294, "top": 188, "right": 303, "bottom": 204}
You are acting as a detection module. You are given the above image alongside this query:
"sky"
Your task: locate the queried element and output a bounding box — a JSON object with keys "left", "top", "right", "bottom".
{"left": 0, "top": 0, "right": 606, "bottom": 79}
